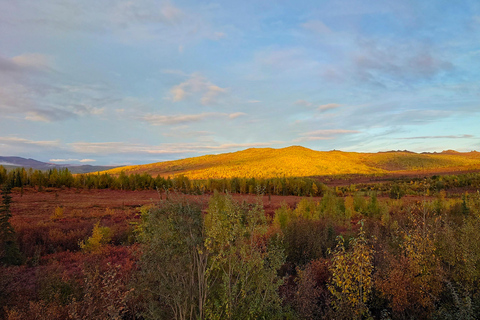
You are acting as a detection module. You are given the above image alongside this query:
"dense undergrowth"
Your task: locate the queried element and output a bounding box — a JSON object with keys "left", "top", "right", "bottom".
{"left": 2, "top": 167, "right": 480, "bottom": 319}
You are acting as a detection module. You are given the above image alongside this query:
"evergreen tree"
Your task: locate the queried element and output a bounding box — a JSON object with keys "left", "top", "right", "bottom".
{"left": 0, "top": 184, "right": 22, "bottom": 265}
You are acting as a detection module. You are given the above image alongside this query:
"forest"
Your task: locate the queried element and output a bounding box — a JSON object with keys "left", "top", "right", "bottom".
{"left": 2, "top": 165, "right": 480, "bottom": 319}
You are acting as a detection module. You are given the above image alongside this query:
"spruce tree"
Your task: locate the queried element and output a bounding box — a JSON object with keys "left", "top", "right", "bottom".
{"left": 0, "top": 184, "right": 22, "bottom": 265}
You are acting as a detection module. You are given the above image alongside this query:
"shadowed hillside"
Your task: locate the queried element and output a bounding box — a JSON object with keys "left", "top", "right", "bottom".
{"left": 100, "top": 146, "right": 480, "bottom": 179}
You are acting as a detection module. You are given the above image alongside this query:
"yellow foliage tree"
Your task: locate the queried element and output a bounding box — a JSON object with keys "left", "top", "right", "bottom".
{"left": 328, "top": 221, "right": 374, "bottom": 319}
{"left": 80, "top": 222, "right": 112, "bottom": 252}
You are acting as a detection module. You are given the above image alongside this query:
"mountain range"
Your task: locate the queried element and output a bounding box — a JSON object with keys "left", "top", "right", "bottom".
{"left": 0, "top": 156, "right": 117, "bottom": 174}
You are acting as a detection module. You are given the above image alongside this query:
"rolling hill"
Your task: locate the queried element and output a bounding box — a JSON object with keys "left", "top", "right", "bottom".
{"left": 100, "top": 146, "right": 480, "bottom": 179}
{"left": 0, "top": 156, "right": 118, "bottom": 174}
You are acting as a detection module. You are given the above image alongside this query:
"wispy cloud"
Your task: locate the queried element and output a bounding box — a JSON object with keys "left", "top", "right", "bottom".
{"left": 211, "top": 32, "right": 227, "bottom": 40}
{"left": 161, "top": 69, "right": 188, "bottom": 76}
{"left": 254, "top": 48, "right": 318, "bottom": 74}
{"left": 318, "top": 103, "right": 341, "bottom": 111}
{"left": 351, "top": 39, "right": 454, "bottom": 85}
{"left": 295, "top": 100, "right": 341, "bottom": 112}
{"left": 201, "top": 85, "right": 227, "bottom": 105}
{"left": 0, "top": 0, "right": 224, "bottom": 47}
{"left": 162, "top": 130, "right": 213, "bottom": 138}
{"left": 69, "top": 140, "right": 282, "bottom": 156}
{"left": 143, "top": 113, "right": 211, "bottom": 125}
{"left": 301, "top": 20, "right": 332, "bottom": 34}
{"left": 169, "top": 73, "right": 227, "bottom": 105}
{"left": 305, "top": 129, "right": 360, "bottom": 135}
{"left": 399, "top": 134, "right": 474, "bottom": 140}
{"left": 295, "top": 129, "right": 360, "bottom": 142}
{"left": 141, "top": 112, "right": 243, "bottom": 125}
{"left": 228, "top": 112, "right": 247, "bottom": 119}
{"left": 295, "top": 99, "right": 313, "bottom": 107}
{"left": 0, "top": 54, "right": 113, "bottom": 122}
{"left": 11, "top": 53, "right": 52, "bottom": 70}
{"left": 0, "top": 136, "right": 60, "bottom": 148}
{"left": 49, "top": 158, "right": 96, "bottom": 163}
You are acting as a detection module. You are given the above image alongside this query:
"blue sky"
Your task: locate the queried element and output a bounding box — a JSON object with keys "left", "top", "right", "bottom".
{"left": 0, "top": 0, "right": 479, "bottom": 165}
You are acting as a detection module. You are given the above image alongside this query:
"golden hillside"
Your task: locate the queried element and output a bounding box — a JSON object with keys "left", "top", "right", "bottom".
{"left": 102, "top": 147, "right": 480, "bottom": 179}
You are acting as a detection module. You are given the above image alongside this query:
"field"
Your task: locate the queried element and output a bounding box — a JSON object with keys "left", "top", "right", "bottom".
{"left": 3, "top": 165, "right": 480, "bottom": 319}
{"left": 10, "top": 188, "right": 325, "bottom": 226}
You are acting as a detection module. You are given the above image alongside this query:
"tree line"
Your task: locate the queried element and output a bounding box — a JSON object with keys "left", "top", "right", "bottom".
{"left": 0, "top": 166, "right": 326, "bottom": 196}
{"left": 4, "top": 165, "right": 480, "bottom": 198}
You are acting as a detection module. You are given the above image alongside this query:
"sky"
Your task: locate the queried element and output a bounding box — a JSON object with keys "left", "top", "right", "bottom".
{"left": 0, "top": 0, "right": 479, "bottom": 165}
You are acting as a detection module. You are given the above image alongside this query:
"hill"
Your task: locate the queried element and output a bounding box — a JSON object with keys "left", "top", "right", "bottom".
{"left": 100, "top": 146, "right": 480, "bottom": 179}
{"left": 0, "top": 156, "right": 118, "bottom": 174}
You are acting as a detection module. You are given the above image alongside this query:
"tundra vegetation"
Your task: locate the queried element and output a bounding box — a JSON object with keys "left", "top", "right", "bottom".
{"left": 2, "top": 163, "right": 480, "bottom": 319}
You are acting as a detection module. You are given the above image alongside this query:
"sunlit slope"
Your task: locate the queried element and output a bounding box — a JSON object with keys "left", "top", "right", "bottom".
{"left": 102, "top": 147, "right": 480, "bottom": 179}
{"left": 365, "top": 151, "right": 480, "bottom": 171}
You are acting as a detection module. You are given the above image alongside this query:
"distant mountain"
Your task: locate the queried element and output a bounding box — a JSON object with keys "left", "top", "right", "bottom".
{"left": 0, "top": 156, "right": 118, "bottom": 174}
{"left": 99, "top": 146, "right": 480, "bottom": 179}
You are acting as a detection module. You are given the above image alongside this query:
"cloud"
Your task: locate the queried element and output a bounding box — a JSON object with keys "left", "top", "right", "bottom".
{"left": 399, "top": 134, "right": 474, "bottom": 140}
{"left": 352, "top": 40, "right": 453, "bottom": 84}
{"left": 70, "top": 142, "right": 142, "bottom": 155}
{"left": 211, "top": 32, "right": 227, "bottom": 40}
{"left": 0, "top": 0, "right": 225, "bottom": 47}
{"left": 318, "top": 103, "right": 341, "bottom": 111}
{"left": 49, "top": 158, "right": 96, "bottom": 163}
{"left": 0, "top": 136, "right": 63, "bottom": 157}
{"left": 0, "top": 136, "right": 279, "bottom": 162}
{"left": 295, "top": 100, "right": 341, "bottom": 112}
{"left": 11, "top": 53, "right": 51, "bottom": 69}
{"left": 112, "top": 1, "right": 184, "bottom": 26}
{"left": 295, "top": 129, "right": 360, "bottom": 142}
{"left": 169, "top": 73, "right": 227, "bottom": 105}
{"left": 141, "top": 112, "right": 243, "bottom": 125}
{"left": 0, "top": 54, "right": 113, "bottom": 122}
{"left": 201, "top": 85, "right": 227, "bottom": 105}
{"left": 161, "top": 69, "right": 188, "bottom": 76}
{"left": 294, "top": 137, "right": 333, "bottom": 142}
{"left": 304, "top": 129, "right": 360, "bottom": 136}
{"left": 0, "top": 136, "right": 60, "bottom": 148}
{"left": 160, "top": 2, "right": 184, "bottom": 23}
{"left": 69, "top": 140, "right": 282, "bottom": 156}
{"left": 256, "top": 48, "right": 313, "bottom": 71}
{"left": 302, "top": 20, "right": 331, "bottom": 34}
{"left": 228, "top": 112, "right": 247, "bottom": 119}
{"left": 200, "top": 142, "right": 274, "bottom": 150}
{"left": 142, "top": 113, "right": 212, "bottom": 125}
{"left": 162, "top": 130, "right": 213, "bottom": 138}
{"left": 171, "top": 85, "right": 187, "bottom": 101}
{"left": 25, "top": 109, "right": 76, "bottom": 122}
{"left": 0, "top": 53, "right": 52, "bottom": 75}
{"left": 295, "top": 99, "right": 313, "bottom": 107}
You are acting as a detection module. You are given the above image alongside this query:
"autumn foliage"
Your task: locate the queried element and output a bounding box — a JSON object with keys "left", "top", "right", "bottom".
{"left": 2, "top": 166, "right": 480, "bottom": 319}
